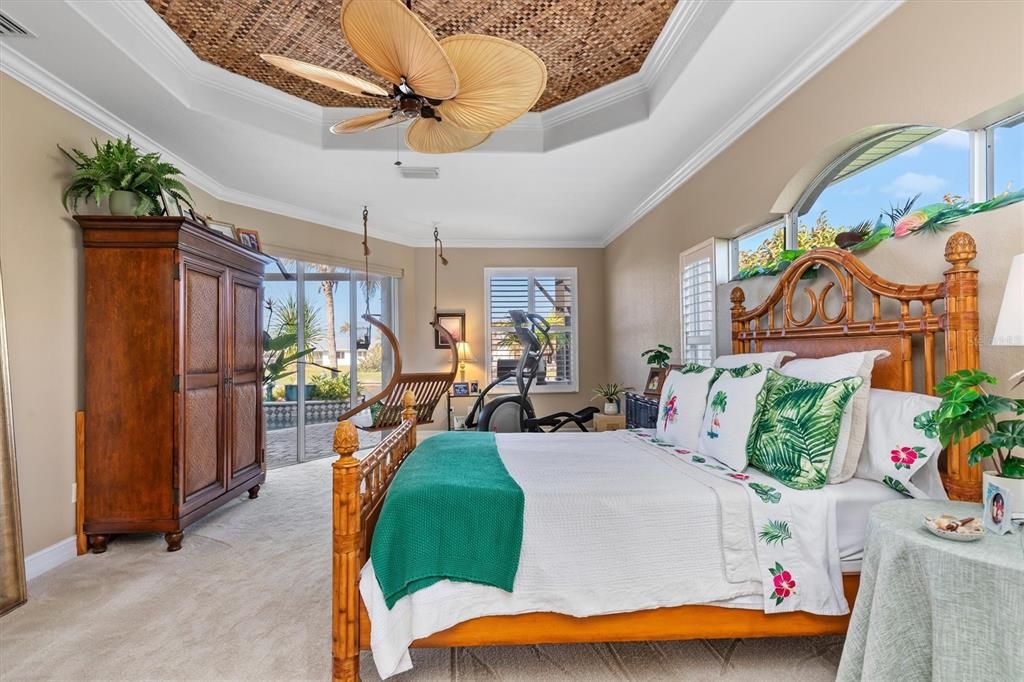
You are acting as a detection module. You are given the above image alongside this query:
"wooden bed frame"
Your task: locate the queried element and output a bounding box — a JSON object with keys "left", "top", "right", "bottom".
{"left": 328, "top": 231, "right": 982, "bottom": 680}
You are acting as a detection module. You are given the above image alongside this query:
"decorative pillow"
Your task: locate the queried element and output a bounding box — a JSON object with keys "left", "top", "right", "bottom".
{"left": 855, "top": 388, "right": 946, "bottom": 499}
{"left": 715, "top": 351, "right": 793, "bottom": 370}
{"left": 747, "top": 369, "right": 863, "bottom": 490}
{"left": 657, "top": 363, "right": 762, "bottom": 449}
{"left": 697, "top": 370, "right": 769, "bottom": 471}
{"left": 779, "top": 350, "right": 890, "bottom": 483}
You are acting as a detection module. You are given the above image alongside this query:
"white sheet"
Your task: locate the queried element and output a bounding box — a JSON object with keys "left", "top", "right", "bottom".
{"left": 360, "top": 431, "right": 896, "bottom": 678}
{"left": 827, "top": 477, "right": 904, "bottom": 568}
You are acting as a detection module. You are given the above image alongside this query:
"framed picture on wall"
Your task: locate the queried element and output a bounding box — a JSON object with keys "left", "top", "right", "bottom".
{"left": 643, "top": 367, "right": 666, "bottom": 397}
{"left": 434, "top": 312, "right": 465, "bottom": 349}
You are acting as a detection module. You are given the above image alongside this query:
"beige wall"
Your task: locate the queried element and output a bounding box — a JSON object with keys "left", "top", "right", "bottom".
{"left": 407, "top": 246, "right": 606, "bottom": 429}
{"left": 0, "top": 74, "right": 607, "bottom": 555}
{"left": 605, "top": 0, "right": 1024, "bottom": 391}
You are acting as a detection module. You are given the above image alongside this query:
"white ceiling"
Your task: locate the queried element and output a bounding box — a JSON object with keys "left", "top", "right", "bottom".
{"left": 0, "top": 0, "right": 900, "bottom": 247}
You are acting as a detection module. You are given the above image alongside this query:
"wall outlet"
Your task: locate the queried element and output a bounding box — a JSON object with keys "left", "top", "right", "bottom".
{"left": 71, "top": 482, "right": 77, "bottom": 504}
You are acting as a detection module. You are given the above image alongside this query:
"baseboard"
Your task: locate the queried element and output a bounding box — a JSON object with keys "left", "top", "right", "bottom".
{"left": 25, "top": 536, "right": 77, "bottom": 581}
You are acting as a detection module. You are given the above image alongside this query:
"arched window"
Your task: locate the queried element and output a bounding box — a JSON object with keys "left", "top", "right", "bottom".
{"left": 794, "top": 126, "right": 970, "bottom": 244}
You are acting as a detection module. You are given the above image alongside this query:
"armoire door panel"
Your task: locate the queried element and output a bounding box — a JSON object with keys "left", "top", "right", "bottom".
{"left": 232, "top": 281, "right": 259, "bottom": 373}
{"left": 184, "top": 386, "right": 222, "bottom": 499}
{"left": 181, "top": 260, "right": 228, "bottom": 513}
{"left": 231, "top": 382, "right": 259, "bottom": 477}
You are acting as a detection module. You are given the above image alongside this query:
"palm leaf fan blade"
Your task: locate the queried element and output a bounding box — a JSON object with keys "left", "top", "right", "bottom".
{"left": 341, "top": 0, "right": 458, "bottom": 100}
{"left": 259, "top": 54, "right": 389, "bottom": 98}
{"left": 406, "top": 117, "right": 489, "bottom": 154}
{"left": 437, "top": 35, "right": 547, "bottom": 132}
{"left": 331, "top": 110, "right": 402, "bottom": 134}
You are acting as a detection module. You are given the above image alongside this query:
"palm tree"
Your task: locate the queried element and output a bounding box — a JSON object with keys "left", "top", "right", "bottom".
{"left": 271, "top": 294, "right": 324, "bottom": 356}
{"left": 706, "top": 390, "right": 728, "bottom": 439}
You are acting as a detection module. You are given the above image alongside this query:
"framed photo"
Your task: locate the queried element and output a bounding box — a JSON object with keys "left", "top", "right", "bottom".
{"left": 160, "top": 189, "right": 182, "bottom": 217}
{"left": 469, "top": 380, "right": 480, "bottom": 395}
{"left": 204, "top": 217, "right": 235, "bottom": 240}
{"left": 434, "top": 312, "right": 465, "bottom": 349}
{"left": 235, "top": 227, "right": 263, "bottom": 252}
{"left": 643, "top": 367, "right": 666, "bottom": 397}
{"left": 185, "top": 208, "right": 206, "bottom": 226}
{"left": 984, "top": 480, "right": 1013, "bottom": 535}
{"left": 452, "top": 382, "right": 470, "bottom": 397}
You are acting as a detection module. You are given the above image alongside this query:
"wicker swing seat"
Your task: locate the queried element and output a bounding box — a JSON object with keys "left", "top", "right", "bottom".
{"left": 335, "top": 314, "right": 458, "bottom": 432}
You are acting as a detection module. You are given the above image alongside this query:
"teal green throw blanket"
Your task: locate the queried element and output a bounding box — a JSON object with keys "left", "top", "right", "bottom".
{"left": 370, "top": 432, "right": 525, "bottom": 609}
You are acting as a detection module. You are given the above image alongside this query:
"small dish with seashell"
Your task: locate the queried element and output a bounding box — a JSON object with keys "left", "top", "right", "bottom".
{"left": 923, "top": 514, "right": 983, "bottom": 542}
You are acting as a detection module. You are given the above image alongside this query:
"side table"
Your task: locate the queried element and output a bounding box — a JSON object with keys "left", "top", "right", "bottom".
{"left": 837, "top": 499, "right": 1023, "bottom": 681}
{"left": 593, "top": 413, "right": 626, "bottom": 432}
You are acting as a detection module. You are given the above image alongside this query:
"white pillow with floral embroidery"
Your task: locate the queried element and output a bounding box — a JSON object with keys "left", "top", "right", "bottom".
{"left": 656, "top": 363, "right": 762, "bottom": 450}
{"left": 697, "top": 370, "right": 769, "bottom": 471}
{"left": 856, "top": 388, "right": 946, "bottom": 499}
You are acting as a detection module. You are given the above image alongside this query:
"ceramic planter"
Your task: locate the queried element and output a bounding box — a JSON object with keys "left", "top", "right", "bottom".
{"left": 109, "top": 190, "right": 140, "bottom": 216}
{"left": 603, "top": 400, "right": 619, "bottom": 415}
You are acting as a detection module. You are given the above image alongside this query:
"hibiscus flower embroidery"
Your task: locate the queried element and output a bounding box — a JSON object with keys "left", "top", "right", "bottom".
{"left": 890, "top": 445, "right": 926, "bottom": 471}
{"left": 675, "top": 448, "right": 692, "bottom": 455}
{"left": 768, "top": 562, "right": 796, "bottom": 605}
{"left": 728, "top": 473, "right": 750, "bottom": 481}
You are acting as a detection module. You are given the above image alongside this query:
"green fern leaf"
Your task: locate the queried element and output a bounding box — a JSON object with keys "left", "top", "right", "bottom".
{"left": 758, "top": 520, "right": 792, "bottom": 546}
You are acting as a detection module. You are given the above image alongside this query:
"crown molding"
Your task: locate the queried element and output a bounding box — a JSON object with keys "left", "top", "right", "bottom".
{"left": 0, "top": 44, "right": 425, "bottom": 247}
{"left": 600, "top": 0, "right": 904, "bottom": 247}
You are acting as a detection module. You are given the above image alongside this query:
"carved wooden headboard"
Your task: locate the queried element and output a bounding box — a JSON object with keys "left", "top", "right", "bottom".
{"left": 730, "top": 231, "right": 981, "bottom": 501}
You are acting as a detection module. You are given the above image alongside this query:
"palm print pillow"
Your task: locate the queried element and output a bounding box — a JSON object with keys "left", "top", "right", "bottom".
{"left": 854, "top": 388, "right": 946, "bottom": 499}
{"left": 746, "top": 369, "right": 863, "bottom": 490}
{"left": 697, "top": 370, "right": 769, "bottom": 471}
{"left": 656, "top": 363, "right": 762, "bottom": 450}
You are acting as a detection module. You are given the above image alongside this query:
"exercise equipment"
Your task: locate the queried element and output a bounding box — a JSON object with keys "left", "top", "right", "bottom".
{"left": 465, "top": 310, "right": 599, "bottom": 432}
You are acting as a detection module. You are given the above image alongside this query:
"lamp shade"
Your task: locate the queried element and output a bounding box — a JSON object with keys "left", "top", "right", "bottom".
{"left": 456, "top": 341, "right": 475, "bottom": 363}
{"left": 993, "top": 253, "right": 1024, "bottom": 346}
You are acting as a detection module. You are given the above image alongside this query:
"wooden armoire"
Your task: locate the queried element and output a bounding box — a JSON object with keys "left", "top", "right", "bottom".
{"left": 77, "top": 216, "right": 272, "bottom": 552}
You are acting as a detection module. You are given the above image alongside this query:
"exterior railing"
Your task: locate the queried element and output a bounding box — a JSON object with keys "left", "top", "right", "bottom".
{"left": 264, "top": 400, "right": 349, "bottom": 431}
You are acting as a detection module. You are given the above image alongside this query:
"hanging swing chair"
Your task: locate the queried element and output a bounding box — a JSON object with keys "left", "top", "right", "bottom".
{"left": 335, "top": 209, "right": 458, "bottom": 431}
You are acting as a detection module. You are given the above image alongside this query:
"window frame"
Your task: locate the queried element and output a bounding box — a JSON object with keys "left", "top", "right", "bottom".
{"left": 985, "top": 111, "right": 1024, "bottom": 200}
{"left": 483, "top": 266, "right": 580, "bottom": 393}
{"left": 680, "top": 238, "right": 728, "bottom": 363}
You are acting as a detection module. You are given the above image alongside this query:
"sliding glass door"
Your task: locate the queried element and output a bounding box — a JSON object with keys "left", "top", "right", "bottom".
{"left": 264, "top": 258, "right": 397, "bottom": 468}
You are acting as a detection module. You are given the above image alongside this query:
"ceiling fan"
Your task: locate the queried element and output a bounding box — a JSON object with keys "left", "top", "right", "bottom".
{"left": 260, "top": 0, "right": 547, "bottom": 154}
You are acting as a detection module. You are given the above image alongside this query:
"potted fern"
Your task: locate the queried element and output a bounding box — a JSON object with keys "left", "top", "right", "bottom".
{"left": 59, "top": 137, "right": 193, "bottom": 217}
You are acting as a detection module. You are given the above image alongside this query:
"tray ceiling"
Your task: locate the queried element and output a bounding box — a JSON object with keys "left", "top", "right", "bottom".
{"left": 145, "top": 0, "right": 675, "bottom": 111}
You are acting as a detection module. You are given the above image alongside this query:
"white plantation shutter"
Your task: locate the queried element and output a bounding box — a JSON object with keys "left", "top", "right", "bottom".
{"left": 484, "top": 268, "right": 578, "bottom": 391}
{"left": 680, "top": 240, "right": 727, "bottom": 365}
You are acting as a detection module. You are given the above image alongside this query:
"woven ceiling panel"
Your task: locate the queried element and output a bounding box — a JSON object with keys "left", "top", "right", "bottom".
{"left": 146, "top": 0, "right": 676, "bottom": 111}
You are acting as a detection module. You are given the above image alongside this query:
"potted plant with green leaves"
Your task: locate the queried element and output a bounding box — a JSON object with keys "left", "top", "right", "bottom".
{"left": 59, "top": 137, "right": 193, "bottom": 216}
{"left": 593, "top": 383, "right": 632, "bottom": 415}
{"left": 641, "top": 344, "right": 672, "bottom": 368}
{"left": 915, "top": 369, "right": 1024, "bottom": 510}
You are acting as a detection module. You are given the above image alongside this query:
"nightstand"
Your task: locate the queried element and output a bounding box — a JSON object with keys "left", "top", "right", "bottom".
{"left": 593, "top": 413, "right": 626, "bottom": 432}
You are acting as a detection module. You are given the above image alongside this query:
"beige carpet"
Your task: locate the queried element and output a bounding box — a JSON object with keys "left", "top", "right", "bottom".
{"left": 0, "top": 457, "right": 844, "bottom": 681}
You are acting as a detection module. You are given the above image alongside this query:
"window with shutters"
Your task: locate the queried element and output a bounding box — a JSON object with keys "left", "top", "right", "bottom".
{"left": 680, "top": 240, "right": 727, "bottom": 365}
{"left": 484, "top": 267, "right": 578, "bottom": 392}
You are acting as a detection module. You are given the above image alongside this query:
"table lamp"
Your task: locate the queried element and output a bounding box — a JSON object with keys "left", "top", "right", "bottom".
{"left": 456, "top": 341, "right": 475, "bottom": 382}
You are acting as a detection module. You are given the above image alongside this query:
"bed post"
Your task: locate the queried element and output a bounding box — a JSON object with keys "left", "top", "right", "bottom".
{"left": 730, "top": 287, "right": 748, "bottom": 354}
{"left": 942, "top": 231, "right": 982, "bottom": 502}
{"left": 402, "top": 389, "right": 417, "bottom": 447}
{"left": 332, "top": 421, "right": 361, "bottom": 682}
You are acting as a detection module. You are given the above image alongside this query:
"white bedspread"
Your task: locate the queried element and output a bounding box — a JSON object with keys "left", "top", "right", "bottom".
{"left": 362, "top": 431, "right": 771, "bottom": 678}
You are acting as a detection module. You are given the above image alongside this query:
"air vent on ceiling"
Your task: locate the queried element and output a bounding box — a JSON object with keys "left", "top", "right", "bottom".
{"left": 0, "top": 11, "right": 32, "bottom": 37}
{"left": 397, "top": 166, "right": 440, "bottom": 180}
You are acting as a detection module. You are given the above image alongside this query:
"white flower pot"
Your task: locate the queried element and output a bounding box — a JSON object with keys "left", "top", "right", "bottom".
{"left": 109, "top": 190, "right": 140, "bottom": 216}
{"left": 603, "top": 401, "right": 619, "bottom": 415}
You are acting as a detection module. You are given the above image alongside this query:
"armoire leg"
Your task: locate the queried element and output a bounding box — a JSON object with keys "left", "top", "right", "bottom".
{"left": 87, "top": 534, "right": 109, "bottom": 554}
{"left": 248, "top": 484, "right": 261, "bottom": 499}
{"left": 164, "top": 531, "right": 184, "bottom": 552}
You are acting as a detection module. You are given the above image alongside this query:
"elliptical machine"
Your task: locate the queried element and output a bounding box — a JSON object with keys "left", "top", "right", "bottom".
{"left": 464, "top": 310, "right": 599, "bottom": 432}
